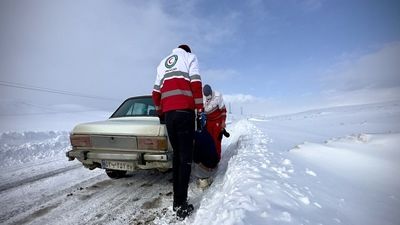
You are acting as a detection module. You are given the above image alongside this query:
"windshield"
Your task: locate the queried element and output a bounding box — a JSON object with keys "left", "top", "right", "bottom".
{"left": 111, "top": 96, "right": 156, "bottom": 118}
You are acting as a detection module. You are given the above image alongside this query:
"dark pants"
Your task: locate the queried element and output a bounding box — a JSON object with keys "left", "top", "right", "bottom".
{"left": 165, "top": 110, "right": 195, "bottom": 206}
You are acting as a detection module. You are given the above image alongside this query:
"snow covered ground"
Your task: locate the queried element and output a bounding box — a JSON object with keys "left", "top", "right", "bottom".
{"left": 0, "top": 101, "right": 399, "bottom": 225}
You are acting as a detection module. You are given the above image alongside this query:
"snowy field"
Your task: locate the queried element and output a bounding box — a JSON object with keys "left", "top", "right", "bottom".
{"left": 0, "top": 101, "right": 399, "bottom": 225}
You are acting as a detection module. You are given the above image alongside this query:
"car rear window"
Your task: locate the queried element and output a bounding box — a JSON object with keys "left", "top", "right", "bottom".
{"left": 111, "top": 97, "right": 157, "bottom": 118}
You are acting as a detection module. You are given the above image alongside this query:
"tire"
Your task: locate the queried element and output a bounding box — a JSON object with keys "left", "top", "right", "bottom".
{"left": 105, "top": 169, "right": 127, "bottom": 179}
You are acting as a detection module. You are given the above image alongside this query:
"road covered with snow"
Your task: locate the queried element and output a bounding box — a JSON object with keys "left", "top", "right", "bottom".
{"left": 1, "top": 101, "right": 399, "bottom": 225}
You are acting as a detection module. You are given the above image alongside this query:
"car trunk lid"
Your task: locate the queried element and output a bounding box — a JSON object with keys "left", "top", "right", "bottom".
{"left": 71, "top": 117, "right": 166, "bottom": 136}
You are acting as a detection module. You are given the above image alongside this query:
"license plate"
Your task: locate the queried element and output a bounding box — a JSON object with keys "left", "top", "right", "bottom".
{"left": 101, "top": 160, "right": 135, "bottom": 171}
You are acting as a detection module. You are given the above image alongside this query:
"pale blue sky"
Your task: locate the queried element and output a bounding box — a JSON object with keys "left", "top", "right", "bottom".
{"left": 1, "top": 0, "right": 399, "bottom": 116}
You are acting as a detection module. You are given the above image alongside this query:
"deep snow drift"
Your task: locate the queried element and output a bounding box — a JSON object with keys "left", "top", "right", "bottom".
{"left": 0, "top": 101, "right": 399, "bottom": 225}
{"left": 189, "top": 101, "right": 400, "bottom": 225}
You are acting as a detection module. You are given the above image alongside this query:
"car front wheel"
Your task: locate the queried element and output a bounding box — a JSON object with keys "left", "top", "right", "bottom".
{"left": 105, "top": 169, "right": 127, "bottom": 179}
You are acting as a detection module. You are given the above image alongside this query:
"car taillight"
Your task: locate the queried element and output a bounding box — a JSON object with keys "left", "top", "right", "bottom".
{"left": 137, "top": 137, "right": 168, "bottom": 150}
{"left": 70, "top": 134, "right": 92, "bottom": 147}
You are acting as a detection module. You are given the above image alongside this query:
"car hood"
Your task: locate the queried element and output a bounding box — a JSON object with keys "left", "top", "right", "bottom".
{"left": 71, "top": 117, "right": 167, "bottom": 136}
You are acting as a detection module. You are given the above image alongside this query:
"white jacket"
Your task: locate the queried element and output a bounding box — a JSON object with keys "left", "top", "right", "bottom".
{"left": 152, "top": 48, "right": 203, "bottom": 112}
{"left": 204, "top": 91, "right": 225, "bottom": 114}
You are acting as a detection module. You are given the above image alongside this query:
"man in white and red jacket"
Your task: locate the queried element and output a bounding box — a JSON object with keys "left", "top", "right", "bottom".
{"left": 152, "top": 44, "right": 203, "bottom": 219}
{"left": 203, "top": 84, "right": 227, "bottom": 161}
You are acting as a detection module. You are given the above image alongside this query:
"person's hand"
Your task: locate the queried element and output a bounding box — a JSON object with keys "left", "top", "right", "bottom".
{"left": 196, "top": 108, "right": 204, "bottom": 121}
{"left": 158, "top": 112, "right": 165, "bottom": 124}
{"left": 196, "top": 112, "right": 206, "bottom": 129}
{"left": 200, "top": 112, "right": 207, "bottom": 128}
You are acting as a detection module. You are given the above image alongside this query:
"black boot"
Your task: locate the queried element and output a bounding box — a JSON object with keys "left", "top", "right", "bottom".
{"left": 176, "top": 202, "right": 194, "bottom": 220}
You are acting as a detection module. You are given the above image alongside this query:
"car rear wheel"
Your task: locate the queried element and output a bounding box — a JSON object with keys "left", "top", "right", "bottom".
{"left": 157, "top": 168, "right": 171, "bottom": 173}
{"left": 105, "top": 169, "right": 127, "bottom": 179}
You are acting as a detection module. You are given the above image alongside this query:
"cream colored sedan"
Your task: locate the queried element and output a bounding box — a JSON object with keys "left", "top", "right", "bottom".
{"left": 66, "top": 96, "right": 171, "bottom": 178}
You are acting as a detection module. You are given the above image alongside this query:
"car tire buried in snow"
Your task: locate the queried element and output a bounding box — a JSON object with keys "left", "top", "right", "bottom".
{"left": 105, "top": 169, "right": 127, "bottom": 179}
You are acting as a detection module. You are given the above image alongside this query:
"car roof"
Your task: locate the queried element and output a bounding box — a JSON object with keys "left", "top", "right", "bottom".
{"left": 125, "top": 95, "right": 152, "bottom": 100}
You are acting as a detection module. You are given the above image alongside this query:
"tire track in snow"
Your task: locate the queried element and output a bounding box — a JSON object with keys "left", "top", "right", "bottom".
{"left": 9, "top": 202, "right": 61, "bottom": 225}
{"left": 0, "top": 169, "right": 104, "bottom": 224}
{"left": 9, "top": 170, "right": 174, "bottom": 225}
{"left": 0, "top": 164, "right": 81, "bottom": 192}
{"left": 79, "top": 171, "right": 173, "bottom": 225}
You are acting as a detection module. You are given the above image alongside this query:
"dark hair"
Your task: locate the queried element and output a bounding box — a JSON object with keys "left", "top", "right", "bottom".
{"left": 178, "top": 44, "right": 191, "bottom": 53}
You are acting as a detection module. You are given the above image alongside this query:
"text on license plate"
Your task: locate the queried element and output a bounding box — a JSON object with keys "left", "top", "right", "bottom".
{"left": 101, "top": 160, "right": 135, "bottom": 171}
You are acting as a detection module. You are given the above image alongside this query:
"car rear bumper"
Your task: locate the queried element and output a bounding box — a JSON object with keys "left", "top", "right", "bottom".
{"left": 66, "top": 149, "right": 172, "bottom": 171}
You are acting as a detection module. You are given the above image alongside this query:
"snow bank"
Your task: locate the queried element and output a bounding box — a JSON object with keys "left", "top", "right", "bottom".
{"left": 256, "top": 100, "right": 400, "bottom": 152}
{"left": 289, "top": 133, "right": 400, "bottom": 225}
{"left": 190, "top": 100, "right": 400, "bottom": 225}
{"left": 191, "top": 120, "right": 310, "bottom": 225}
{"left": 0, "top": 131, "right": 70, "bottom": 168}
